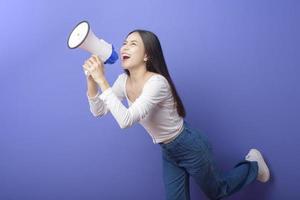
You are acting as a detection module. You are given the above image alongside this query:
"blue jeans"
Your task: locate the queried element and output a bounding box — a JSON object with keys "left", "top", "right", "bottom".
{"left": 159, "top": 120, "right": 258, "bottom": 200}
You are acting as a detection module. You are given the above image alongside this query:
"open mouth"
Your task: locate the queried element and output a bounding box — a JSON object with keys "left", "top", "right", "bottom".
{"left": 122, "top": 54, "right": 131, "bottom": 61}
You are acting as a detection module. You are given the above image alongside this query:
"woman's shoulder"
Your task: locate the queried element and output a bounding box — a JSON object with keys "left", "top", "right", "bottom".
{"left": 148, "top": 72, "right": 168, "bottom": 84}
{"left": 145, "top": 73, "right": 171, "bottom": 92}
{"left": 117, "top": 72, "right": 168, "bottom": 87}
{"left": 118, "top": 72, "right": 165, "bottom": 81}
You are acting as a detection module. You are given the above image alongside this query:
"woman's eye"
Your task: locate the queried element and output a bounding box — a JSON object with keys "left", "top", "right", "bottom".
{"left": 131, "top": 43, "right": 137, "bottom": 46}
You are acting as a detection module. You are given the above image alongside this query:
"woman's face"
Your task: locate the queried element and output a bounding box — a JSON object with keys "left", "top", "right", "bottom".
{"left": 120, "top": 32, "right": 147, "bottom": 69}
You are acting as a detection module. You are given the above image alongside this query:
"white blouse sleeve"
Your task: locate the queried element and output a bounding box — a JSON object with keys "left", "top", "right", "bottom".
{"left": 87, "top": 74, "right": 125, "bottom": 117}
{"left": 99, "top": 76, "right": 170, "bottom": 129}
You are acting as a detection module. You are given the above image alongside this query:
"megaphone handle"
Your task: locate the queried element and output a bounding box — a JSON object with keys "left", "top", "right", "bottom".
{"left": 84, "top": 70, "right": 90, "bottom": 77}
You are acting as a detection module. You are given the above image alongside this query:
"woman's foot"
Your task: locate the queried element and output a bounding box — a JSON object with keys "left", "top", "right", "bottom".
{"left": 245, "top": 149, "right": 270, "bottom": 183}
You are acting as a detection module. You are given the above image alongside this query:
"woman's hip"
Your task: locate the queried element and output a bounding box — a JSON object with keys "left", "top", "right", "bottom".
{"left": 160, "top": 120, "right": 212, "bottom": 155}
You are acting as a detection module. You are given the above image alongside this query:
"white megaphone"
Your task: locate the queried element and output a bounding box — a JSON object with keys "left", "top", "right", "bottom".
{"left": 67, "top": 20, "right": 118, "bottom": 76}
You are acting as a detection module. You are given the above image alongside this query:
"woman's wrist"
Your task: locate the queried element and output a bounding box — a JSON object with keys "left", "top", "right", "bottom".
{"left": 95, "top": 77, "right": 110, "bottom": 92}
{"left": 94, "top": 76, "right": 105, "bottom": 85}
{"left": 86, "top": 77, "right": 98, "bottom": 97}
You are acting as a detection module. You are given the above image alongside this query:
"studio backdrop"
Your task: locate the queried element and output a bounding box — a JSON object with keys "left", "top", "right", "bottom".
{"left": 0, "top": 0, "right": 299, "bottom": 199}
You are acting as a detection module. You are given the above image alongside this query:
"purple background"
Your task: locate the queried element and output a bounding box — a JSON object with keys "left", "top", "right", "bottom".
{"left": 1, "top": 0, "right": 299, "bottom": 199}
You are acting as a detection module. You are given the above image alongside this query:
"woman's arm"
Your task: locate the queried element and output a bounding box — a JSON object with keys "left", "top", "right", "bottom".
{"left": 87, "top": 75, "right": 98, "bottom": 98}
{"left": 83, "top": 55, "right": 170, "bottom": 125}
{"left": 98, "top": 76, "right": 169, "bottom": 129}
{"left": 86, "top": 75, "right": 109, "bottom": 117}
{"left": 87, "top": 74, "right": 125, "bottom": 117}
{"left": 84, "top": 54, "right": 112, "bottom": 117}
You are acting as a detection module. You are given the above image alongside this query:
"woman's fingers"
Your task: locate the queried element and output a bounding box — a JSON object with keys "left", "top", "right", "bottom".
{"left": 82, "top": 66, "right": 90, "bottom": 77}
{"left": 91, "top": 55, "right": 98, "bottom": 63}
{"left": 82, "top": 63, "right": 89, "bottom": 71}
{"left": 84, "top": 60, "right": 90, "bottom": 66}
{"left": 83, "top": 62, "right": 89, "bottom": 70}
{"left": 86, "top": 55, "right": 101, "bottom": 67}
{"left": 87, "top": 60, "right": 94, "bottom": 68}
{"left": 92, "top": 55, "right": 101, "bottom": 63}
{"left": 88, "top": 55, "right": 98, "bottom": 64}
{"left": 83, "top": 55, "right": 103, "bottom": 77}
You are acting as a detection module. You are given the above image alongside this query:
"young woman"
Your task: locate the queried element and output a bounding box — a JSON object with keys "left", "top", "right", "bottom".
{"left": 83, "top": 30, "right": 270, "bottom": 200}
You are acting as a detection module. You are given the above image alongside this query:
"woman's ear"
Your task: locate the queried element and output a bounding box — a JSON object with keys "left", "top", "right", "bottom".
{"left": 143, "top": 55, "right": 148, "bottom": 62}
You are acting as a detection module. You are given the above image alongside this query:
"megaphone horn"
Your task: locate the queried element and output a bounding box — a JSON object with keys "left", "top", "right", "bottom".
{"left": 67, "top": 21, "right": 118, "bottom": 76}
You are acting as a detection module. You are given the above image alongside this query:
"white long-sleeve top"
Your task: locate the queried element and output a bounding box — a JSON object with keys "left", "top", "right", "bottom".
{"left": 87, "top": 73, "right": 184, "bottom": 144}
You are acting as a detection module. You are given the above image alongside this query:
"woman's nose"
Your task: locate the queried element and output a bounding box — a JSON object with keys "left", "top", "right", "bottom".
{"left": 121, "top": 45, "right": 129, "bottom": 52}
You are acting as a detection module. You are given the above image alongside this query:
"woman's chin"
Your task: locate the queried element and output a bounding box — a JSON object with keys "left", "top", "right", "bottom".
{"left": 121, "top": 63, "right": 132, "bottom": 69}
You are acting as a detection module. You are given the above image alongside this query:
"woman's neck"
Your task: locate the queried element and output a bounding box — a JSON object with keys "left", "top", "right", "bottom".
{"left": 128, "top": 65, "right": 149, "bottom": 83}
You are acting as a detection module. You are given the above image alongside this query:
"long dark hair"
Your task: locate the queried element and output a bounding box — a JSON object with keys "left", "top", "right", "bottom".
{"left": 124, "top": 30, "right": 186, "bottom": 118}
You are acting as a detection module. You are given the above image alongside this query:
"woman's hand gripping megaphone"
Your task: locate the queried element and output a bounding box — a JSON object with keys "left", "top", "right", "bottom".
{"left": 82, "top": 55, "right": 106, "bottom": 83}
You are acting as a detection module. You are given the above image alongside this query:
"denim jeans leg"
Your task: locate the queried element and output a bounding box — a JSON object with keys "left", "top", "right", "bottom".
{"left": 186, "top": 151, "right": 258, "bottom": 199}
{"left": 217, "top": 160, "right": 258, "bottom": 197}
{"left": 173, "top": 122, "right": 258, "bottom": 200}
{"left": 162, "top": 149, "right": 191, "bottom": 200}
